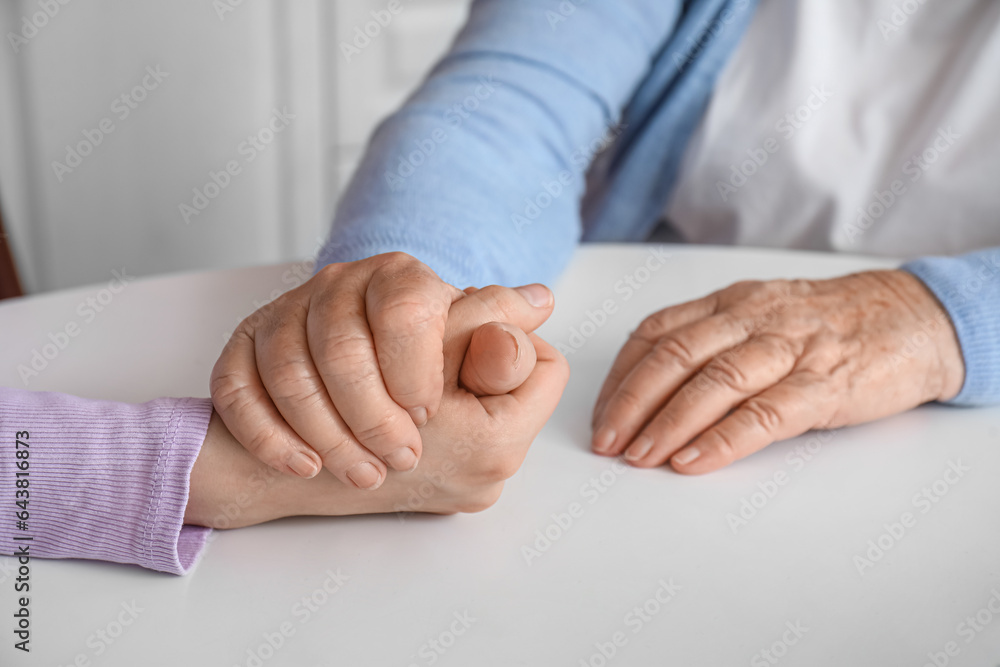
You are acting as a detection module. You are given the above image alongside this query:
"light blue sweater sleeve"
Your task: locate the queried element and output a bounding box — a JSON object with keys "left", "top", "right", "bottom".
{"left": 902, "top": 247, "right": 1000, "bottom": 405}
{"left": 318, "top": 0, "right": 682, "bottom": 288}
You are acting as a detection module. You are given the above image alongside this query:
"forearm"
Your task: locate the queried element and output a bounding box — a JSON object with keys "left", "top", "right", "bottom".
{"left": 320, "top": 0, "right": 682, "bottom": 287}
{"left": 0, "top": 389, "right": 212, "bottom": 575}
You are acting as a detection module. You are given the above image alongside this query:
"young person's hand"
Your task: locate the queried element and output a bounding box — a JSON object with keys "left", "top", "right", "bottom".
{"left": 591, "top": 270, "right": 964, "bottom": 475}
{"left": 209, "top": 251, "right": 555, "bottom": 491}
{"left": 187, "top": 286, "right": 569, "bottom": 527}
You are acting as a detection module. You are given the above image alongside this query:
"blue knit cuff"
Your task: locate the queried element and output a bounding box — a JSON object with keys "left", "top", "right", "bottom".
{"left": 902, "top": 248, "right": 1000, "bottom": 406}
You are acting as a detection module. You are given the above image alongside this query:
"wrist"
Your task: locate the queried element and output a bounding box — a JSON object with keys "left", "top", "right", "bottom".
{"left": 186, "top": 412, "right": 305, "bottom": 528}
{"left": 882, "top": 270, "right": 965, "bottom": 403}
{"left": 186, "top": 412, "right": 394, "bottom": 528}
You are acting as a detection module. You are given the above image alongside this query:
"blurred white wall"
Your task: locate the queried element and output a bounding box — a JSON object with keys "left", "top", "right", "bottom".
{"left": 0, "top": 0, "right": 468, "bottom": 294}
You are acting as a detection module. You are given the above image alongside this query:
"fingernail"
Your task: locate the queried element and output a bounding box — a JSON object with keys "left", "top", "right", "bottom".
{"left": 346, "top": 461, "right": 383, "bottom": 489}
{"left": 408, "top": 406, "right": 428, "bottom": 427}
{"left": 672, "top": 447, "right": 701, "bottom": 466}
{"left": 624, "top": 434, "right": 654, "bottom": 462}
{"left": 504, "top": 330, "right": 522, "bottom": 366}
{"left": 287, "top": 451, "right": 320, "bottom": 478}
{"left": 592, "top": 425, "right": 616, "bottom": 454}
{"left": 515, "top": 284, "right": 552, "bottom": 308}
{"left": 385, "top": 447, "right": 418, "bottom": 472}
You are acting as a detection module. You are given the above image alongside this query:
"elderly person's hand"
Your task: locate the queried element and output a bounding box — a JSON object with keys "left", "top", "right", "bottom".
{"left": 210, "top": 251, "right": 554, "bottom": 491}
{"left": 590, "top": 270, "right": 965, "bottom": 474}
{"left": 186, "top": 285, "right": 569, "bottom": 527}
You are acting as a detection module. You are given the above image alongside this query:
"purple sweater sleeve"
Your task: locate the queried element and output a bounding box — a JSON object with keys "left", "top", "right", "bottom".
{"left": 0, "top": 389, "right": 213, "bottom": 575}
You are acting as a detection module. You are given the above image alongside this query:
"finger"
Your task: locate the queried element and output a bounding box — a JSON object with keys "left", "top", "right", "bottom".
{"left": 366, "top": 257, "right": 466, "bottom": 425}
{"left": 253, "top": 297, "right": 389, "bottom": 489}
{"left": 591, "top": 312, "right": 753, "bottom": 456}
{"left": 460, "top": 322, "right": 536, "bottom": 396}
{"left": 309, "top": 274, "right": 425, "bottom": 474}
{"left": 211, "top": 325, "right": 323, "bottom": 479}
{"left": 669, "top": 372, "right": 834, "bottom": 475}
{"left": 620, "top": 334, "right": 799, "bottom": 466}
{"left": 591, "top": 294, "right": 718, "bottom": 426}
{"left": 441, "top": 284, "right": 555, "bottom": 384}
{"left": 480, "top": 333, "right": 571, "bottom": 439}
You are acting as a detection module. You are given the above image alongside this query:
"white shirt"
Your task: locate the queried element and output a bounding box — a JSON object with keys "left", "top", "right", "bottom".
{"left": 663, "top": 0, "right": 1000, "bottom": 259}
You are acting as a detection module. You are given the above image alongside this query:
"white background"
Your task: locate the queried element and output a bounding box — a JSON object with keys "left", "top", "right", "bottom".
{"left": 0, "top": 0, "right": 469, "bottom": 294}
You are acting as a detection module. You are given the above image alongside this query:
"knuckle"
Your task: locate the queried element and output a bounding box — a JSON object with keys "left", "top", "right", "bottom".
{"left": 264, "top": 362, "right": 323, "bottom": 405}
{"left": 315, "top": 262, "right": 341, "bottom": 284}
{"left": 633, "top": 315, "right": 664, "bottom": 342}
{"left": 210, "top": 367, "right": 249, "bottom": 413}
{"left": 313, "top": 434, "right": 359, "bottom": 463}
{"left": 741, "top": 397, "right": 785, "bottom": 435}
{"left": 458, "top": 484, "right": 504, "bottom": 514}
{"left": 611, "top": 385, "right": 645, "bottom": 414}
{"left": 728, "top": 279, "right": 765, "bottom": 294}
{"left": 761, "top": 334, "right": 801, "bottom": 367}
{"left": 316, "top": 331, "right": 376, "bottom": 374}
{"left": 242, "top": 422, "right": 281, "bottom": 458}
{"left": 703, "top": 353, "right": 751, "bottom": 392}
{"left": 373, "top": 294, "right": 438, "bottom": 332}
{"left": 650, "top": 407, "right": 681, "bottom": 434}
{"left": 478, "top": 284, "right": 528, "bottom": 322}
{"left": 352, "top": 410, "right": 407, "bottom": 446}
{"left": 651, "top": 335, "right": 698, "bottom": 370}
{"left": 380, "top": 250, "right": 418, "bottom": 268}
{"left": 389, "top": 373, "right": 441, "bottom": 405}
{"left": 474, "top": 437, "right": 522, "bottom": 482}
{"left": 483, "top": 454, "right": 521, "bottom": 482}
{"left": 709, "top": 429, "right": 740, "bottom": 464}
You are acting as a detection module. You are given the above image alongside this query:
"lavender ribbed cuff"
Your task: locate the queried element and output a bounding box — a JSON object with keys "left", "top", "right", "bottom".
{"left": 0, "top": 389, "right": 213, "bottom": 575}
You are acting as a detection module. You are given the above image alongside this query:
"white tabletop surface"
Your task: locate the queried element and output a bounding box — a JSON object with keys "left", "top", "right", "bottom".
{"left": 2, "top": 245, "right": 999, "bottom": 667}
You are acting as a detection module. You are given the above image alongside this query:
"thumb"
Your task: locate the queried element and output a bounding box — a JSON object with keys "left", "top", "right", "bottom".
{"left": 443, "top": 284, "right": 555, "bottom": 385}
{"left": 459, "top": 322, "right": 537, "bottom": 396}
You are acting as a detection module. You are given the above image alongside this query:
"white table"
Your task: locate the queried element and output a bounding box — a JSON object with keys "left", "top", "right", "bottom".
{"left": 2, "top": 246, "right": 999, "bottom": 667}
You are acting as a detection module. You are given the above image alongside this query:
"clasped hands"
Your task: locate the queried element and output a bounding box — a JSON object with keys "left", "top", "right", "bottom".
{"left": 185, "top": 253, "right": 965, "bottom": 527}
